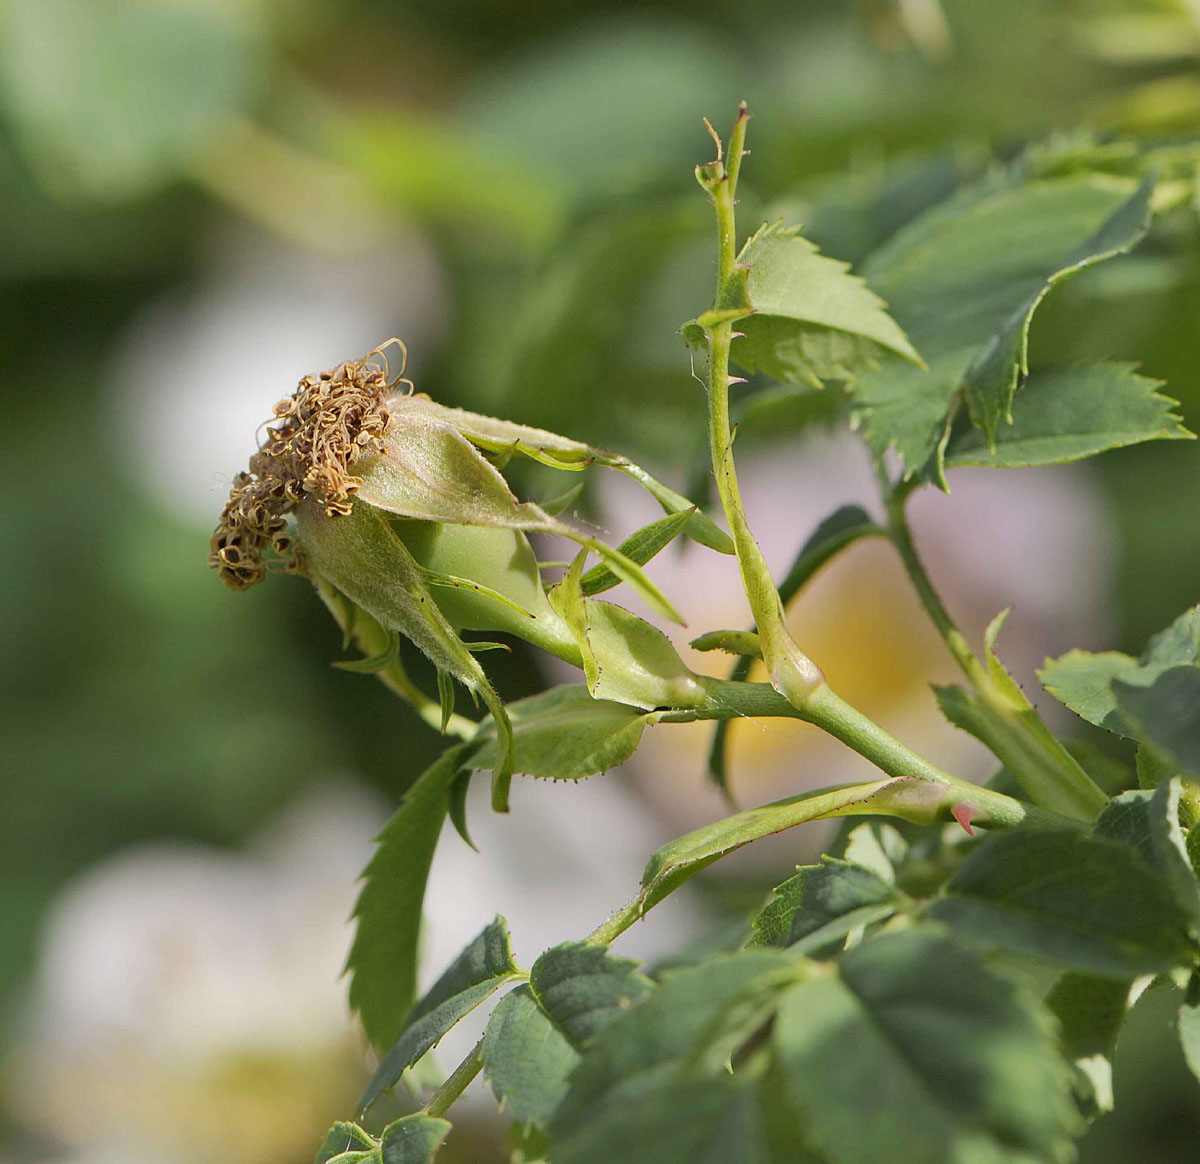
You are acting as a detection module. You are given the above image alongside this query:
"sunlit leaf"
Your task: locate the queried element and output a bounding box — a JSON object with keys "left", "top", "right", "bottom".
{"left": 729, "top": 220, "right": 923, "bottom": 387}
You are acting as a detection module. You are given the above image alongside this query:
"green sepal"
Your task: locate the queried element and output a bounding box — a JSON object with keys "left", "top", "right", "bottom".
{"left": 296, "top": 502, "right": 515, "bottom": 797}
{"left": 332, "top": 629, "right": 401, "bottom": 673}
{"left": 580, "top": 509, "right": 692, "bottom": 596}
{"left": 689, "top": 629, "right": 762, "bottom": 658}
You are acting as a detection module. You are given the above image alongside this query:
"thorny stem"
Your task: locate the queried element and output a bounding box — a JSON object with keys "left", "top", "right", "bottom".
{"left": 698, "top": 104, "right": 824, "bottom": 708}
{"left": 423, "top": 1037, "right": 485, "bottom": 1119}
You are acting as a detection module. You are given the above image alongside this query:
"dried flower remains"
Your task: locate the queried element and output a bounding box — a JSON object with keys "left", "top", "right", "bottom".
{"left": 209, "top": 342, "right": 404, "bottom": 589}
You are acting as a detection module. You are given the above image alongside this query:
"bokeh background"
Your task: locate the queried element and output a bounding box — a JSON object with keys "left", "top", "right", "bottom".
{"left": 2, "top": 0, "right": 1199, "bottom": 1160}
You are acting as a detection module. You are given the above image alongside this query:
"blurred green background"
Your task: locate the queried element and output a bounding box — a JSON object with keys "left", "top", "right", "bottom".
{"left": 2, "top": 0, "right": 1199, "bottom": 1160}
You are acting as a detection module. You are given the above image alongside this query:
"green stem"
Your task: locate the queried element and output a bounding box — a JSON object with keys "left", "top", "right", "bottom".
{"left": 884, "top": 485, "right": 988, "bottom": 688}
{"left": 698, "top": 105, "right": 823, "bottom": 708}
{"left": 423, "top": 1037, "right": 485, "bottom": 1118}
{"left": 699, "top": 678, "right": 1074, "bottom": 831}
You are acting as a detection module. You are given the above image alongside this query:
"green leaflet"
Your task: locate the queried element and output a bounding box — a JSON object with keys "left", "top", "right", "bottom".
{"left": 772, "top": 929, "right": 1079, "bottom": 1164}
{"left": 468, "top": 685, "right": 659, "bottom": 779}
{"left": 1037, "top": 651, "right": 1143, "bottom": 735}
{"left": 727, "top": 220, "right": 923, "bottom": 387}
{"left": 347, "top": 746, "right": 471, "bottom": 1051}
{"left": 315, "top": 1123, "right": 377, "bottom": 1164}
{"left": 638, "top": 777, "right": 961, "bottom": 914}
{"left": 1047, "top": 973, "right": 1134, "bottom": 1115}
{"left": 378, "top": 1114, "right": 452, "bottom": 1163}
{"left": 1114, "top": 667, "right": 1200, "bottom": 780}
{"left": 961, "top": 177, "right": 1154, "bottom": 447}
{"left": 1093, "top": 778, "right": 1200, "bottom": 921}
{"left": 550, "top": 950, "right": 804, "bottom": 1137}
{"left": 360, "top": 917, "right": 522, "bottom": 1112}
{"left": 549, "top": 1073, "right": 772, "bottom": 1164}
{"left": 929, "top": 830, "right": 1198, "bottom": 976}
{"left": 1040, "top": 603, "right": 1200, "bottom": 738}
{"left": 529, "top": 943, "right": 655, "bottom": 1050}
{"left": 482, "top": 986, "right": 579, "bottom": 1129}
{"left": 748, "top": 857, "right": 905, "bottom": 955}
{"left": 853, "top": 168, "right": 1156, "bottom": 483}
{"left": 944, "top": 363, "right": 1192, "bottom": 468}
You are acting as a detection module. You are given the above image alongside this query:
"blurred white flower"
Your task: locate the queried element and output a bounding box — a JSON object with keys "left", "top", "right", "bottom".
{"left": 6, "top": 784, "right": 387, "bottom": 1164}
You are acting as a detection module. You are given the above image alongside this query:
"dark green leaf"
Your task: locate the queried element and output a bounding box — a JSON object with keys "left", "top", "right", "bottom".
{"left": 1093, "top": 778, "right": 1200, "bottom": 920}
{"left": 944, "top": 363, "right": 1192, "bottom": 468}
{"left": 550, "top": 1072, "right": 772, "bottom": 1164}
{"left": 961, "top": 177, "right": 1154, "bottom": 446}
{"left": 482, "top": 985, "right": 579, "bottom": 1128}
{"left": 469, "top": 685, "right": 658, "bottom": 779}
{"left": 551, "top": 950, "right": 803, "bottom": 1133}
{"left": 1115, "top": 666, "right": 1200, "bottom": 780}
{"left": 348, "top": 747, "right": 470, "bottom": 1051}
{"left": 730, "top": 221, "right": 922, "bottom": 387}
{"left": 315, "top": 1123, "right": 377, "bottom": 1164}
{"left": 1047, "top": 973, "right": 1133, "bottom": 1115}
{"left": 853, "top": 169, "right": 1155, "bottom": 481}
{"left": 360, "top": 917, "right": 521, "bottom": 1112}
{"left": 749, "top": 857, "right": 904, "bottom": 954}
{"left": 772, "top": 929, "right": 1079, "bottom": 1164}
{"left": 580, "top": 509, "right": 692, "bottom": 596}
{"left": 379, "top": 1113, "right": 451, "bottom": 1163}
{"left": 529, "top": 943, "right": 654, "bottom": 1049}
{"left": 930, "top": 830, "right": 1198, "bottom": 976}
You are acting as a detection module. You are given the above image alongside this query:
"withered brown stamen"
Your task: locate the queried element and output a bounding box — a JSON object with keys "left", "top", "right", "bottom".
{"left": 209, "top": 344, "right": 398, "bottom": 590}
